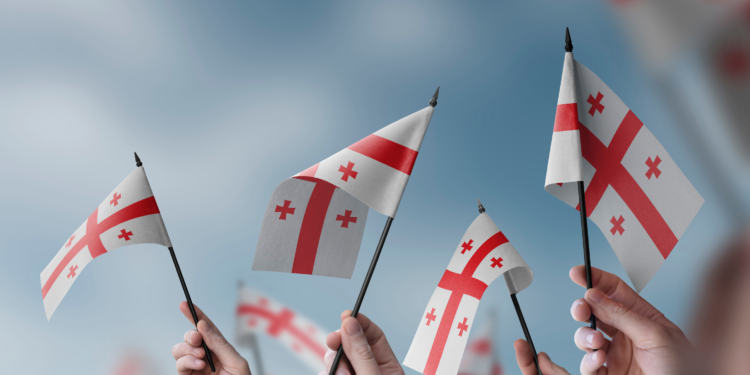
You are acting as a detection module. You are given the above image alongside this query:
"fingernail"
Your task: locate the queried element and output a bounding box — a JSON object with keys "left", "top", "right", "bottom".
{"left": 337, "top": 370, "right": 349, "bottom": 375}
{"left": 194, "top": 348, "right": 203, "bottom": 356}
{"left": 587, "top": 288, "right": 604, "bottom": 304}
{"left": 570, "top": 300, "right": 583, "bottom": 315}
{"left": 194, "top": 359, "right": 204, "bottom": 366}
{"left": 586, "top": 333, "right": 595, "bottom": 345}
{"left": 344, "top": 318, "right": 362, "bottom": 337}
{"left": 590, "top": 351, "right": 599, "bottom": 362}
{"left": 325, "top": 349, "right": 336, "bottom": 362}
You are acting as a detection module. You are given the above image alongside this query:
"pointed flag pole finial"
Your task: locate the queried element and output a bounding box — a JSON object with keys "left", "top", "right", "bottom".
{"left": 134, "top": 152, "right": 143, "bottom": 167}
{"left": 565, "top": 27, "right": 573, "bottom": 53}
{"left": 429, "top": 86, "right": 440, "bottom": 107}
{"left": 478, "top": 199, "right": 486, "bottom": 214}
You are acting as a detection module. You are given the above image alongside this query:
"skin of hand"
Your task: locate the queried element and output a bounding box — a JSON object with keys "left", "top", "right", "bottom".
{"left": 171, "top": 301, "right": 252, "bottom": 375}
{"left": 321, "top": 310, "right": 404, "bottom": 375}
{"left": 515, "top": 266, "right": 695, "bottom": 375}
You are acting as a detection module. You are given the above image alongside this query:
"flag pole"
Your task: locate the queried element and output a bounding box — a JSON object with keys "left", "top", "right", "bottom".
{"left": 136, "top": 153, "right": 216, "bottom": 372}
{"left": 566, "top": 28, "right": 597, "bottom": 333}
{"left": 238, "top": 280, "right": 266, "bottom": 375}
{"left": 328, "top": 87, "right": 439, "bottom": 375}
{"left": 479, "top": 200, "right": 542, "bottom": 375}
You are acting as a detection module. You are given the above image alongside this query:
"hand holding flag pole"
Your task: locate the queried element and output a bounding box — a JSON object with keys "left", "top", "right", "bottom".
{"left": 565, "top": 28, "right": 597, "bottom": 334}
{"left": 328, "top": 87, "right": 439, "bottom": 375}
{"left": 479, "top": 200, "right": 542, "bottom": 375}
{"left": 136, "top": 153, "right": 216, "bottom": 372}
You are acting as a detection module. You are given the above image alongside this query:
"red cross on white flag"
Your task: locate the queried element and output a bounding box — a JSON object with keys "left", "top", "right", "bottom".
{"left": 295, "top": 105, "right": 434, "bottom": 218}
{"left": 403, "top": 212, "right": 533, "bottom": 375}
{"left": 457, "top": 313, "right": 503, "bottom": 375}
{"left": 40, "top": 167, "right": 172, "bottom": 320}
{"left": 235, "top": 286, "right": 328, "bottom": 372}
{"left": 545, "top": 51, "right": 704, "bottom": 292}
{"left": 253, "top": 103, "right": 435, "bottom": 278}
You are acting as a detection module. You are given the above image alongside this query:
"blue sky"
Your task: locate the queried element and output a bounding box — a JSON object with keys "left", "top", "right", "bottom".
{"left": 0, "top": 1, "right": 737, "bottom": 374}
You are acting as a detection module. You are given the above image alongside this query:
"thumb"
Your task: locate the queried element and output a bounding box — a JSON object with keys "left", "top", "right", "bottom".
{"left": 585, "top": 288, "right": 663, "bottom": 346}
{"left": 341, "top": 317, "right": 381, "bottom": 374}
{"left": 197, "top": 320, "right": 244, "bottom": 369}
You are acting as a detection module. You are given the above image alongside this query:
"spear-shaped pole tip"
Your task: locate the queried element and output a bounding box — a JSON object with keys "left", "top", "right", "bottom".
{"left": 565, "top": 27, "right": 573, "bottom": 53}
{"left": 134, "top": 152, "right": 142, "bottom": 167}
{"left": 429, "top": 86, "right": 440, "bottom": 107}
{"left": 478, "top": 199, "right": 486, "bottom": 214}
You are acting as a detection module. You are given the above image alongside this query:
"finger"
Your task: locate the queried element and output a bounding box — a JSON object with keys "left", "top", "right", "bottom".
{"left": 538, "top": 352, "right": 572, "bottom": 375}
{"left": 172, "top": 342, "right": 205, "bottom": 360}
{"left": 176, "top": 354, "right": 205, "bottom": 374}
{"left": 197, "top": 319, "right": 247, "bottom": 370}
{"left": 574, "top": 327, "right": 610, "bottom": 353}
{"left": 514, "top": 339, "right": 541, "bottom": 375}
{"left": 585, "top": 288, "right": 665, "bottom": 347}
{"left": 324, "top": 348, "right": 353, "bottom": 375}
{"left": 570, "top": 266, "right": 670, "bottom": 325}
{"left": 338, "top": 310, "right": 402, "bottom": 373}
{"left": 326, "top": 329, "right": 341, "bottom": 351}
{"left": 180, "top": 301, "right": 217, "bottom": 331}
{"left": 580, "top": 350, "right": 607, "bottom": 375}
{"left": 571, "top": 299, "right": 618, "bottom": 337}
{"left": 340, "top": 317, "right": 380, "bottom": 374}
{"left": 184, "top": 329, "right": 204, "bottom": 348}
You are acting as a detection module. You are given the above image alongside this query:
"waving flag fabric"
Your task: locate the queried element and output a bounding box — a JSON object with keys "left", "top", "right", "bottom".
{"left": 253, "top": 105, "right": 434, "bottom": 278}
{"left": 252, "top": 177, "right": 369, "bottom": 278}
{"left": 458, "top": 313, "right": 503, "bottom": 375}
{"left": 235, "top": 286, "right": 327, "bottom": 372}
{"left": 296, "top": 106, "right": 434, "bottom": 218}
{"left": 403, "top": 212, "right": 532, "bottom": 375}
{"left": 545, "top": 52, "right": 704, "bottom": 292}
{"left": 41, "top": 167, "right": 171, "bottom": 320}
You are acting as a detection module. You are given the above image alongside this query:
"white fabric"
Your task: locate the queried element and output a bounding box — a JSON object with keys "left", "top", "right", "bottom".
{"left": 41, "top": 167, "right": 171, "bottom": 320}
{"left": 545, "top": 56, "right": 704, "bottom": 292}
{"left": 404, "top": 213, "right": 532, "bottom": 375}
{"left": 298, "top": 106, "right": 434, "bottom": 217}
{"left": 252, "top": 177, "right": 369, "bottom": 279}
{"left": 235, "top": 286, "right": 328, "bottom": 372}
{"left": 458, "top": 314, "right": 503, "bottom": 375}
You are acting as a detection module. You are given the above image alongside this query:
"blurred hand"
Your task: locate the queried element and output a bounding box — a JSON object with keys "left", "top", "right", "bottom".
{"left": 514, "top": 339, "right": 572, "bottom": 375}
{"left": 514, "top": 266, "right": 695, "bottom": 375}
{"left": 321, "top": 310, "right": 403, "bottom": 375}
{"left": 172, "top": 301, "right": 252, "bottom": 375}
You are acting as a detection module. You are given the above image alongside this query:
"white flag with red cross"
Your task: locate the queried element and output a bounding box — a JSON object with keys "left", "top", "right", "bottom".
{"left": 544, "top": 52, "right": 705, "bottom": 293}
{"left": 40, "top": 166, "right": 171, "bottom": 320}
{"left": 403, "top": 212, "right": 533, "bottom": 375}
{"left": 235, "top": 285, "right": 328, "bottom": 372}
{"left": 252, "top": 103, "right": 435, "bottom": 278}
{"left": 458, "top": 313, "right": 503, "bottom": 375}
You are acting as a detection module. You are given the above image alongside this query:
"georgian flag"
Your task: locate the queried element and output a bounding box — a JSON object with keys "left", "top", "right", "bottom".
{"left": 458, "top": 314, "right": 503, "bottom": 375}
{"left": 545, "top": 53, "right": 704, "bottom": 292}
{"left": 296, "top": 105, "right": 434, "bottom": 218}
{"left": 41, "top": 167, "right": 171, "bottom": 320}
{"left": 252, "top": 104, "right": 434, "bottom": 278}
{"left": 235, "top": 285, "right": 328, "bottom": 372}
{"left": 403, "top": 212, "right": 533, "bottom": 375}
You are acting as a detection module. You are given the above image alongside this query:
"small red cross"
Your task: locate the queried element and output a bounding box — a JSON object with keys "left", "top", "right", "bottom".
{"left": 461, "top": 240, "right": 474, "bottom": 254}
{"left": 275, "top": 200, "right": 296, "bottom": 220}
{"left": 336, "top": 210, "right": 357, "bottom": 228}
{"left": 67, "top": 265, "right": 78, "bottom": 279}
{"left": 457, "top": 317, "right": 469, "bottom": 336}
{"left": 425, "top": 308, "right": 437, "bottom": 326}
{"left": 490, "top": 257, "right": 503, "bottom": 268}
{"left": 65, "top": 235, "right": 76, "bottom": 248}
{"left": 610, "top": 215, "right": 625, "bottom": 236}
{"left": 118, "top": 229, "right": 133, "bottom": 241}
{"left": 587, "top": 92, "right": 605, "bottom": 117}
{"left": 338, "top": 161, "right": 358, "bottom": 182}
{"left": 110, "top": 192, "right": 122, "bottom": 207}
{"left": 645, "top": 156, "right": 662, "bottom": 180}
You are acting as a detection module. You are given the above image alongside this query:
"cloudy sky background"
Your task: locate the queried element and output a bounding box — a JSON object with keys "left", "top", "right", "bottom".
{"left": 0, "top": 1, "right": 738, "bottom": 374}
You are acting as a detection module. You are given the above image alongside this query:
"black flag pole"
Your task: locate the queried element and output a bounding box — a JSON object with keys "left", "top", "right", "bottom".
{"left": 329, "top": 87, "right": 439, "bottom": 375}
{"left": 566, "top": 28, "right": 597, "bottom": 333}
{"left": 136, "top": 153, "right": 216, "bottom": 372}
{"left": 479, "top": 200, "right": 542, "bottom": 375}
